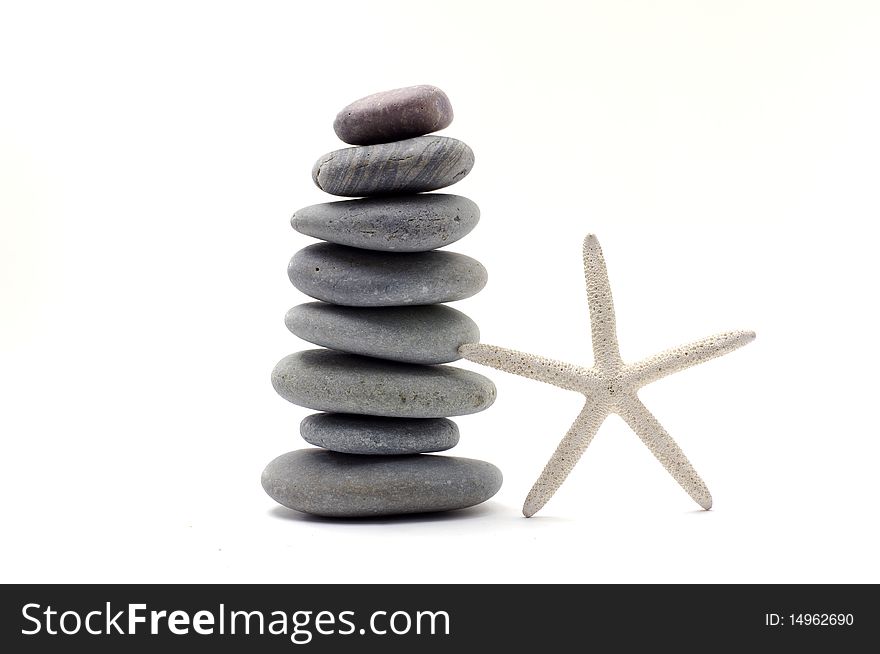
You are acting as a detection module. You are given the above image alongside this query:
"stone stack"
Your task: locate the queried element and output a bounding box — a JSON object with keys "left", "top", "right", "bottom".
{"left": 262, "top": 85, "right": 502, "bottom": 518}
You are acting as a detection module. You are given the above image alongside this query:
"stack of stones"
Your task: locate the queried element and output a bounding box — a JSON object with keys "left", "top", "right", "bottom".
{"left": 262, "top": 85, "right": 502, "bottom": 518}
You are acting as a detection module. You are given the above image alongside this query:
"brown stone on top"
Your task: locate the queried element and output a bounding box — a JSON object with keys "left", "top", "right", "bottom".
{"left": 333, "top": 85, "right": 454, "bottom": 146}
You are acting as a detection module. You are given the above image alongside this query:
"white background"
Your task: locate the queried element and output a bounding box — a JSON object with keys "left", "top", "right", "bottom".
{"left": 2, "top": 0, "right": 879, "bottom": 583}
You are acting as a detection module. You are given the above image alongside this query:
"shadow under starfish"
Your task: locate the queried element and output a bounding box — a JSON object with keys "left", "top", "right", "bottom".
{"left": 460, "top": 234, "right": 755, "bottom": 517}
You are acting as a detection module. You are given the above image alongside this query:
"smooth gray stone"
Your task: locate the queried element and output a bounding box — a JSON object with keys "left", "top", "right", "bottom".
{"left": 288, "top": 243, "right": 487, "bottom": 307}
{"left": 262, "top": 449, "right": 502, "bottom": 517}
{"left": 333, "top": 84, "right": 454, "bottom": 146}
{"left": 285, "top": 303, "right": 479, "bottom": 364}
{"left": 271, "top": 349, "right": 496, "bottom": 417}
{"left": 292, "top": 194, "right": 479, "bottom": 252}
{"left": 300, "top": 413, "right": 459, "bottom": 455}
{"left": 312, "top": 136, "right": 474, "bottom": 197}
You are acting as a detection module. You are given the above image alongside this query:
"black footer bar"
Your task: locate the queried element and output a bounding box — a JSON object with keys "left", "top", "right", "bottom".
{"left": 2, "top": 584, "right": 876, "bottom": 651}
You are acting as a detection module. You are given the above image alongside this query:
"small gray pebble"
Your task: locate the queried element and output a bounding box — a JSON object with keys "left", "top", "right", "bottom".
{"left": 333, "top": 84, "right": 454, "bottom": 146}
{"left": 262, "top": 449, "right": 502, "bottom": 517}
{"left": 288, "top": 243, "right": 487, "bottom": 306}
{"left": 292, "top": 194, "right": 479, "bottom": 252}
{"left": 285, "top": 303, "right": 479, "bottom": 364}
{"left": 271, "top": 349, "right": 496, "bottom": 417}
{"left": 300, "top": 413, "right": 459, "bottom": 455}
{"left": 312, "top": 136, "right": 474, "bottom": 197}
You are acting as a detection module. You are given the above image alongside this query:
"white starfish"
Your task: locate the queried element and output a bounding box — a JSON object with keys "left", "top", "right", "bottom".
{"left": 460, "top": 234, "right": 754, "bottom": 517}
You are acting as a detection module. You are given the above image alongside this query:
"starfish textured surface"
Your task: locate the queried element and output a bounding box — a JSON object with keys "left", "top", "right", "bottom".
{"left": 459, "top": 234, "right": 755, "bottom": 517}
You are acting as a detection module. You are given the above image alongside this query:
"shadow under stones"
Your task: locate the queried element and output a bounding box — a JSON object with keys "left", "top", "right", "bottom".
{"left": 267, "top": 501, "right": 501, "bottom": 525}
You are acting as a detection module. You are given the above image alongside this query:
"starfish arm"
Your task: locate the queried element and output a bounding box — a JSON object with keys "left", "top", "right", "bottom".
{"left": 615, "top": 394, "right": 713, "bottom": 510}
{"left": 583, "top": 234, "right": 621, "bottom": 368}
{"left": 625, "top": 330, "right": 756, "bottom": 388}
{"left": 522, "top": 397, "right": 610, "bottom": 517}
{"left": 459, "top": 343, "right": 599, "bottom": 392}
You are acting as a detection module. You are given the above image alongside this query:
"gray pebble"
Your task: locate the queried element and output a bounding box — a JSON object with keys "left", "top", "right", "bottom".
{"left": 292, "top": 194, "right": 479, "bottom": 252}
{"left": 288, "top": 243, "right": 487, "bottom": 306}
{"left": 285, "top": 303, "right": 479, "bottom": 364}
{"left": 271, "top": 349, "right": 496, "bottom": 417}
{"left": 333, "top": 84, "right": 454, "bottom": 146}
{"left": 262, "top": 449, "right": 502, "bottom": 517}
{"left": 312, "top": 136, "right": 474, "bottom": 197}
{"left": 300, "top": 413, "right": 459, "bottom": 455}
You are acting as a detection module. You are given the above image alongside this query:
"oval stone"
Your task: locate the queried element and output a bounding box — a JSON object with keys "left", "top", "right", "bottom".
{"left": 288, "top": 243, "right": 487, "bottom": 306}
{"left": 285, "top": 303, "right": 479, "bottom": 364}
{"left": 300, "top": 413, "right": 459, "bottom": 455}
{"left": 292, "top": 194, "right": 479, "bottom": 252}
{"left": 271, "top": 349, "right": 496, "bottom": 417}
{"left": 333, "top": 84, "right": 454, "bottom": 146}
{"left": 262, "top": 449, "right": 502, "bottom": 517}
{"left": 311, "top": 136, "right": 474, "bottom": 197}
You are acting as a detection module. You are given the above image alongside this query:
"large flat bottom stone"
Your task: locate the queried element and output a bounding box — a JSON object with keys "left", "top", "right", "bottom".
{"left": 262, "top": 449, "right": 503, "bottom": 517}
